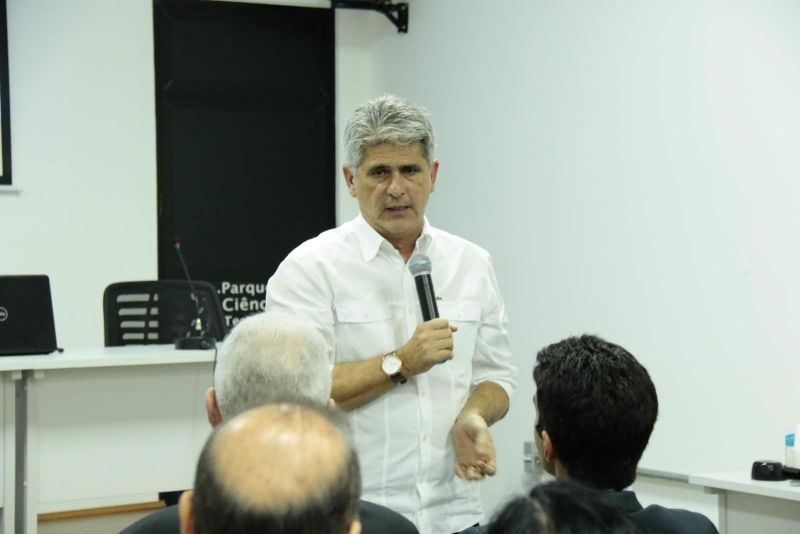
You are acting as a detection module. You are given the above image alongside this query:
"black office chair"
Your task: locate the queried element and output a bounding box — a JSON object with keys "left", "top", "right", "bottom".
{"left": 103, "top": 280, "right": 226, "bottom": 347}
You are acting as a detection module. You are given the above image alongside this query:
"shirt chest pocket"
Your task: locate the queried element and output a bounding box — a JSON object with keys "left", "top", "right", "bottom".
{"left": 437, "top": 300, "right": 482, "bottom": 368}
{"left": 334, "top": 302, "right": 396, "bottom": 362}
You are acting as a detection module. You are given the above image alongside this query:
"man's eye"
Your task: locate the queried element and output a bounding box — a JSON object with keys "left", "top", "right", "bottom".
{"left": 370, "top": 168, "right": 388, "bottom": 178}
{"left": 401, "top": 166, "right": 421, "bottom": 175}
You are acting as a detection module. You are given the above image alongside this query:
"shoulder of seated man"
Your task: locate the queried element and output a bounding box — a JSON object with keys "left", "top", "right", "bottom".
{"left": 632, "top": 503, "right": 719, "bottom": 534}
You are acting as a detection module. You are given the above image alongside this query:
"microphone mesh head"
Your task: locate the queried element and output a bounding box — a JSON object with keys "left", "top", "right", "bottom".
{"left": 408, "top": 254, "right": 433, "bottom": 276}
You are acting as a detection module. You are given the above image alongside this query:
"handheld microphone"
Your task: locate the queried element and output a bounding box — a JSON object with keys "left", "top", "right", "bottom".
{"left": 408, "top": 254, "right": 439, "bottom": 321}
{"left": 173, "top": 239, "right": 215, "bottom": 350}
{"left": 751, "top": 460, "right": 800, "bottom": 481}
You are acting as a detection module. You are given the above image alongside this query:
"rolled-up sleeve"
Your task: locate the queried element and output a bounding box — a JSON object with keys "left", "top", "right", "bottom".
{"left": 471, "top": 255, "right": 517, "bottom": 400}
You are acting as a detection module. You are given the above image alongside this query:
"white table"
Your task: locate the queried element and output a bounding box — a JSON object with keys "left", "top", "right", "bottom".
{"left": 0, "top": 345, "right": 214, "bottom": 534}
{"left": 689, "top": 471, "right": 800, "bottom": 534}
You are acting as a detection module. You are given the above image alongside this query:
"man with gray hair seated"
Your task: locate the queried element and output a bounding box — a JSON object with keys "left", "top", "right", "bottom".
{"left": 205, "top": 310, "right": 332, "bottom": 426}
{"left": 121, "top": 312, "right": 417, "bottom": 534}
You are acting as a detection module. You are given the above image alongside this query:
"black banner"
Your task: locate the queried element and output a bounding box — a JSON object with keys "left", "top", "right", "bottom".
{"left": 154, "top": 0, "right": 335, "bottom": 330}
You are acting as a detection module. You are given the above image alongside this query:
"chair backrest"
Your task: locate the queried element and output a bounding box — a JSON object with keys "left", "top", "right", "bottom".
{"left": 103, "top": 280, "right": 227, "bottom": 347}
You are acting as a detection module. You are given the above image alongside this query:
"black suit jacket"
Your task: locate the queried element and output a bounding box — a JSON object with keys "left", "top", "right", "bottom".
{"left": 119, "top": 499, "right": 418, "bottom": 534}
{"left": 605, "top": 490, "right": 718, "bottom": 534}
{"left": 461, "top": 489, "right": 718, "bottom": 534}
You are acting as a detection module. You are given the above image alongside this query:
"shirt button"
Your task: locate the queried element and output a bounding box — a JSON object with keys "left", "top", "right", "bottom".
{"left": 421, "top": 433, "right": 427, "bottom": 441}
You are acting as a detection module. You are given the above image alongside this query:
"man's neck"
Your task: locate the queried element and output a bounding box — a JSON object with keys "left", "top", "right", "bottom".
{"left": 392, "top": 239, "right": 417, "bottom": 263}
{"left": 383, "top": 225, "right": 423, "bottom": 263}
{"left": 554, "top": 461, "right": 570, "bottom": 480}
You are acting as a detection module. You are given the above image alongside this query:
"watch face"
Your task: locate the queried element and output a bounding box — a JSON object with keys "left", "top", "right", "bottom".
{"left": 382, "top": 354, "right": 402, "bottom": 375}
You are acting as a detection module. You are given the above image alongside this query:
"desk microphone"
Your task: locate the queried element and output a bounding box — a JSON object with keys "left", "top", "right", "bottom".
{"left": 751, "top": 460, "right": 800, "bottom": 481}
{"left": 408, "top": 254, "right": 439, "bottom": 321}
{"left": 173, "top": 239, "right": 215, "bottom": 351}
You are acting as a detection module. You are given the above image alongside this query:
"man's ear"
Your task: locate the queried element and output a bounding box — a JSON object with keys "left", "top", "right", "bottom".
{"left": 178, "top": 490, "right": 195, "bottom": 534}
{"left": 205, "top": 387, "right": 222, "bottom": 428}
{"left": 343, "top": 165, "right": 357, "bottom": 198}
{"left": 429, "top": 159, "right": 440, "bottom": 193}
{"left": 541, "top": 430, "right": 556, "bottom": 463}
{"left": 347, "top": 518, "right": 362, "bottom": 534}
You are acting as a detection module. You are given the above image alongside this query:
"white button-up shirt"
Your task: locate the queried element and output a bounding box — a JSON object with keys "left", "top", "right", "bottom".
{"left": 265, "top": 214, "right": 516, "bottom": 534}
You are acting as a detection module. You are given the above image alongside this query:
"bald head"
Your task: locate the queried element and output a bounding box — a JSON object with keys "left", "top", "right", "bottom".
{"left": 214, "top": 403, "right": 352, "bottom": 509}
{"left": 185, "top": 403, "right": 361, "bottom": 534}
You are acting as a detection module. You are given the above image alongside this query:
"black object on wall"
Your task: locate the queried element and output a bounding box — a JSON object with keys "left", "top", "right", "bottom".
{"left": 0, "top": 0, "right": 12, "bottom": 186}
{"left": 332, "top": 1, "right": 409, "bottom": 33}
{"left": 153, "top": 0, "right": 335, "bottom": 330}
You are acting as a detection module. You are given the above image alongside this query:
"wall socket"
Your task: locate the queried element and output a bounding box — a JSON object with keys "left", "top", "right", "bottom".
{"left": 523, "top": 441, "right": 541, "bottom": 474}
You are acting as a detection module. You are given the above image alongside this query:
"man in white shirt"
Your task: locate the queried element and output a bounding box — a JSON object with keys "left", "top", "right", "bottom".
{"left": 265, "top": 95, "right": 516, "bottom": 534}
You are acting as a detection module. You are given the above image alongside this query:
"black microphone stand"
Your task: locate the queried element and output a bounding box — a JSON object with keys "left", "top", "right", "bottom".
{"left": 173, "top": 240, "right": 215, "bottom": 350}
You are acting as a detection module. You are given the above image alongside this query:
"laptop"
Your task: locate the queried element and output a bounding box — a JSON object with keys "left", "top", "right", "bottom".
{"left": 0, "top": 275, "right": 58, "bottom": 356}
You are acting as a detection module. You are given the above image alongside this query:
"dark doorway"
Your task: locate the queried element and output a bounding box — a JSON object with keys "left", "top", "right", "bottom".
{"left": 154, "top": 0, "right": 335, "bottom": 330}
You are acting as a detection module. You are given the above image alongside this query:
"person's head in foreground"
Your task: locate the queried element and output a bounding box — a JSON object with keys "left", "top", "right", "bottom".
{"left": 179, "top": 403, "right": 361, "bottom": 534}
{"left": 487, "top": 480, "right": 642, "bottom": 534}
{"left": 205, "top": 311, "right": 331, "bottom": 426}
{"left": 533, "top": 334, "right": 658, "bottom": 490}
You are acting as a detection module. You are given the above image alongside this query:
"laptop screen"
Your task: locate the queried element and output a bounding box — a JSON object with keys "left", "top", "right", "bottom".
{"left": 0, "top": 275, "right": 58, "bottom": 356}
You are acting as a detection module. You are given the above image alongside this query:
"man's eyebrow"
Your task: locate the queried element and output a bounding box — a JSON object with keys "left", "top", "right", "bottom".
{"left": 365, "top": 162, "right": 421, "bottom": 174}
{"left": 366, "top": 164, "right": 389, "bottom": 172}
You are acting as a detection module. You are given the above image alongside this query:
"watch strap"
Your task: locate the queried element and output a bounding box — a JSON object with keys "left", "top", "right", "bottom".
{"left": 390, "top": 370, "right": 407, "bottom": 384}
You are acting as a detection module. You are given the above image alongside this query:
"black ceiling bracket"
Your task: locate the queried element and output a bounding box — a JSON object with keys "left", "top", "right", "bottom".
{"left": 332, "top": 1, "right": 409, "bottom": 34}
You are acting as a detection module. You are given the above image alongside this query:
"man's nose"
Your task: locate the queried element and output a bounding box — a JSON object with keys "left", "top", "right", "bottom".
{"left": 386, "top": 173, "right": 406, "bottom": 197}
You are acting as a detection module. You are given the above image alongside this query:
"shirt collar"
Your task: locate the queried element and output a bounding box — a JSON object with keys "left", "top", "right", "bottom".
{"left": 353, "top": 213, "right": 433, "bottom": 263}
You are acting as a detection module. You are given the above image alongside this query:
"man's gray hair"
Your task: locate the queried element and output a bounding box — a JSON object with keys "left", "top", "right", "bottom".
{"left": 214, "top": 312, "right": 331, "bottom": 419}
{"left": 343, "top": 94, "right": 435, "bottom": 171}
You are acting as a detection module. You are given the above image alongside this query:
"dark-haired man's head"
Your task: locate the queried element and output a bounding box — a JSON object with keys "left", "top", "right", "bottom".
{"left": 532, "top": 335, "right": 658, "bottom": 490}
{"left": 488, "top": 480, "right": 642, "bottom": 534}
{"left": 179, "top": 403, "right": 362, "bottom": 534}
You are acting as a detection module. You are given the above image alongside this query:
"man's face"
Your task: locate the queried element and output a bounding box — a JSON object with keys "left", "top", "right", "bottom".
{"left": 344, "top": 143, "right": 438, "bottom": 244}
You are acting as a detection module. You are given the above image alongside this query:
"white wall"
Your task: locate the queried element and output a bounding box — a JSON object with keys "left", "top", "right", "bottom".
{"left": 1, "top": 0, "right": 157, "bottom": 347}
{"left": 334, "top": 0, "right": 800, "bottom": 524}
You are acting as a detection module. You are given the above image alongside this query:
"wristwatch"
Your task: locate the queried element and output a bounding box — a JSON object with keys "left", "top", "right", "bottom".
{"left": 381, "top": 352, "right": 407, "bottom": 384}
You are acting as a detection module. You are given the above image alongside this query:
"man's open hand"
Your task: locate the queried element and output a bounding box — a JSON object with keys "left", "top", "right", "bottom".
{"left": 452, "top": 412, "right": 497, "bottom": 481}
